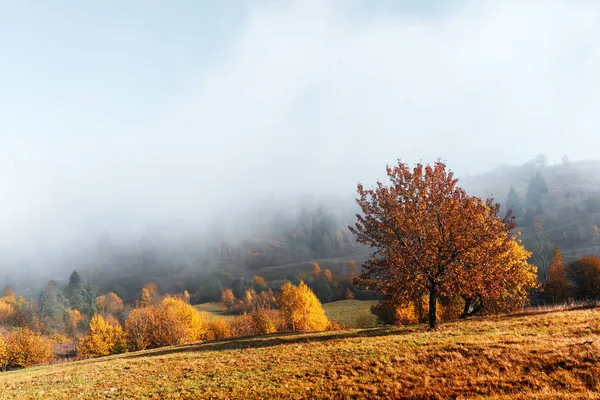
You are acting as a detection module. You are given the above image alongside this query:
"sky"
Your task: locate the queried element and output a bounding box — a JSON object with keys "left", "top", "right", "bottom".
{"left": 1, "top": 0, "right": 600, "bottom": 266}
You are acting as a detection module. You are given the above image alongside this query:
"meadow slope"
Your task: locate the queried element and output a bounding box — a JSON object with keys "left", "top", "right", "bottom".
{"left": 1, "top": 307, "right": 599, "bottom": 399}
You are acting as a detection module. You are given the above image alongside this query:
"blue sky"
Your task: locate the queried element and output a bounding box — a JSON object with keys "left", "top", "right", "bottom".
{"left": 1, "top": 0, "right": 600, "bottom": 263}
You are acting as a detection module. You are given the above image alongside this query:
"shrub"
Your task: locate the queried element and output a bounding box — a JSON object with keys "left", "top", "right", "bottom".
{"left": 154, "top": 296, "right": 209, "bottom": 346}
{"left": 3, "top": 328, "right": 53, "bottom": 369}
{"left": 278, "top": 282, "right": 329, "bottom": 332}
{"left": 124, "top": 306, "right": 155, "bottom": 351}
{"left": 78, "top": 314, "right": 126, "bottom": 358}
{"left": 207, "top": 319, "right": 232, "bottom": 340}
{"left": 0, "top": 335, "right": 7, "bottom": 371}
{"left": 125, "top": 296, "right": 209, "bottom": 351}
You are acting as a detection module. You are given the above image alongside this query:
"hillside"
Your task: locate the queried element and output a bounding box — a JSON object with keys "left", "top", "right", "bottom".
{"left": 1, "top": 306, "right": 599, "bottom": 399}
{"left": 464, "top": 159, "right": 600, "bottom": 262}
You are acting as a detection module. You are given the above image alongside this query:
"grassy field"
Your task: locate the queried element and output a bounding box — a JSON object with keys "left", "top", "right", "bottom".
{"left": 1, "top": 306, "right": 599, "bottom": 399}
{"left": 195, "top": 299, "right": 379, "bottom": 328}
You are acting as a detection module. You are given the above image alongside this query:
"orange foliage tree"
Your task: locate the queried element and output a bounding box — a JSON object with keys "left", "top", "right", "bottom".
{"left": 278, "top": 282, "right": 328, "bottom": 332}
{"left": 78, "top": 314, "right": 126, "bottom": 358}
{"left": 543, "top": 247, "right": 570, "bottom": 304}
{"left": 124, "top": 296, "right": 208, "bottom": 351}
{"left": 2, "top": 328, "right": 53, "bottom": 369}
{"left": 311, "top": 263, "right": 321, "bottom": 280}
{"left": 220, "top": 289, "right": 236, "bottom": 312}
{"left": 351, "top": 161, "right": 536, "bottom": 329}
{"left": 64, "top": 309, "right": 85, "bottom": 338}
{"left": 95, "top": 292, "right": 125, "bottom": 319}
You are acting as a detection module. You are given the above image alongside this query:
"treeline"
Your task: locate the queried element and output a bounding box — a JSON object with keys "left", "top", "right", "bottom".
{"left": 0, "top": 271, "right": 336, "bottom": 371}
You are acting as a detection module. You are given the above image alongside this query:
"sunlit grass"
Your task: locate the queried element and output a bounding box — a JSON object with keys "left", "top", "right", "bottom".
{"left": 2, "top": 306, "right": 599, "bottom": 399}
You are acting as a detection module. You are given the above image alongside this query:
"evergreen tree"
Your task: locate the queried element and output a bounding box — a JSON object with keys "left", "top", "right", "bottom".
{"left": 505, "top": 186, "right": 524, "bottom": 218}
{"left": 63, "top": 270, "right": 94, "bottom": 316}
{"left": 525, "top": 171, "right": 549, "bottom": 219}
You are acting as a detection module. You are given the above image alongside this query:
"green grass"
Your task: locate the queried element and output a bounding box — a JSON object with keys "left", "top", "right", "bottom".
{"left": 193, "top": 302, "right": 235, "bottom": 321}
{"left": 323, "top": 299, "right": 379, "bottom": 328}
{"left": 2, "top": 306, "right": 600, "bottom": 399}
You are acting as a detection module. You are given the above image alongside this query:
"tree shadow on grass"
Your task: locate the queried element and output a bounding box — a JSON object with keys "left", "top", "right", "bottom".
{"left": 123, "top": 327, "right": 417, "bottom": 360}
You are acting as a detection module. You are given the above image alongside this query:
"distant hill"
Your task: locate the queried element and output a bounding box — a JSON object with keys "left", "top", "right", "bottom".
{"left": 463, "top": 159, "right": 600, "bottom": 263}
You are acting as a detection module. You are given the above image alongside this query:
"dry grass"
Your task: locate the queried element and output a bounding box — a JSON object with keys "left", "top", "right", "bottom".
{"left": 1, "top": 307, "right": 600, "bottom": 399}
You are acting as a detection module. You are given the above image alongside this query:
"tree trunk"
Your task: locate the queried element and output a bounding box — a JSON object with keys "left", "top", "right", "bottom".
{"left": 460, "top": 296, "right": 473, "bottom": 319}
{"left": 428, "top": 289, "right": 438, "bottom": 329}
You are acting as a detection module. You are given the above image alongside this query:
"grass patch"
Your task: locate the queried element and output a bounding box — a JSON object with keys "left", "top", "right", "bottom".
{"left": 323, "top": 299, "right": 379, "bottom": 328}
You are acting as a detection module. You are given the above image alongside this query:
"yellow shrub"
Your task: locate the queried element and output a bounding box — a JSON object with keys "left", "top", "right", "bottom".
{"left": 154, "top": 296, "right": 208, "bottom": 346}
{"left": 4, "top": 328, "right": 53, "bottom": 368}
{"left": 250, "top": 309, "right": 278, "bottom": 335}
{"left": 207, "top": 319, "right": 232, "bottom": 340}
{"left": 78, "top": 314, "right": 126, "bottom": 358}
{"left": 278, "top": 282, "right": 329, "bottom": 332}
{"left": 395, "top": 303, "right": 419, "bottom": 325}
{"left": 0, "top": 335, "right": 7, "bottom": 371}
{"left": 125, "top": 296, "right": 209, "bottom": 351}
{"left": 124, "top": 306, "right": 155, "bottom": 351}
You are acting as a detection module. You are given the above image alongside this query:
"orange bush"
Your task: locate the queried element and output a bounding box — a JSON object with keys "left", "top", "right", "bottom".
{"left": 207, "top": 319, "right": 232, "bottom": 340}
{"left": 125, "top": 296, "right": 209, "bottom": 351}
{"left": 3, "top": 328, "right": 53, "bottom": 369}
{"left": 124, "top": 306, "right": 155, "bottom": 351}
{"left": 95, "top": 292, "right": 125, "bottom": 318}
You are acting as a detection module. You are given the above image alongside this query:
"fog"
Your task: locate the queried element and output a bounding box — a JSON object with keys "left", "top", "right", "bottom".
{"left": 1, "top": 0, "right": 600, "bottom": 278}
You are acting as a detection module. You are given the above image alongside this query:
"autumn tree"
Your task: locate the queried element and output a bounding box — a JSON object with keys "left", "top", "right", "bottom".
{"left": 278, "top": 281, "right": 328, "bottom": 332}
{"left": 567, "top": 256, "right": 600, "bottom": 300}
{"left": 64, "top": 309, "right": 85, "bottom": 338}
{"left": 2, "top": 328, "right": 53, "bottom": 369}
{"left": 78, "top": 314, "right": 126, "bottom": 358}
{"left": 351, "top": 161, "right": 535, "bottom": 329}
{"left": 252, "top": 276, "right": 267, "bottom": 292}
{"left": 124, "top": 306, "right": 155, "bottom": 351}
{"left": 543, "top": 247, "right": 570, "bottom": 304}
{"left": 311, "top": 263, "right": 322, "bottom": 280}
{"left": 221, "top": 289, "right": 236, "bottom": 312}
{"left": 95, "top": 292, "right": 125, "bottom": 319}
{"left": 124, "top": 296, "right": 208, "bottom": 351}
